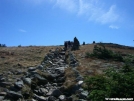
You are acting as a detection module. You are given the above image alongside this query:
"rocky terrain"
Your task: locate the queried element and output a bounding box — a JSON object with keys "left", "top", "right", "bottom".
{"left": 0, "top": 47, "right": 88, "bottom": 101}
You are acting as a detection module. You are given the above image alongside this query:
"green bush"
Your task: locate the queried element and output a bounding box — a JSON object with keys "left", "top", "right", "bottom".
{"left": 84, "top": 64, "right": 134, "bottom": 101}
{"left": 85, "top": 45, "right": 123, "bottom": 62}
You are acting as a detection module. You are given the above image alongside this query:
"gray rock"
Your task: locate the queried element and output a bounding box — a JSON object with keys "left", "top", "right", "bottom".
{"left": 0, "top": 96, "right": 4, "bottom": 100}
{"left": 49, "top": 61, "right": 53, "bottom": 65}
{"left": 59, "top": 52, "right": 65, "bottom": 55}
{"left": 27, "top": 99, "right": 37, "bottom": 101}
{"left": 47, "top": 96, "right": 57, "bottom": 101}
{"left": 34, "top": 94, "right": 47, "bottom": 101}
{"left": 66, "top": 96, "right": 73, "bottom": 101}
{"left": 37, "top": 65, "right": 44, "bottom": 70}
{"left": 59, "top": 95, "right": 66, "bottom": 101}
{"left": 77, "top": 81, "right": 83, "bottom": 85}
{"left": 14, "top": 80, "right": 24, "bottom": 89}
{"left": 51, "top": 89, "right": 62, "bottom": 97}
{"left": 0, "top": 92, "right": 7, "bottom": 96}
{"left": 0, "top": 82, "right": 12, "bottom": 87}
{"left": 0, "top": 77, "right": 6, "bottom": 82}
{"left": 79, "top": 91, "right": 88, "bottom": 99}
{"left": 46, "top": 89, "right": 54, "bottom": 96}
{"left": 76, "top": 99, "right": 86, "bottom": 101}
{"left": 7, "top": 90, "right": 23, "bottom": 99}
{"left": 16, "top": 69, "right": 23, "bottom": 75}
{"left": 34, "top": 74, "right": 48, "bottom": 84}
{"left": 28, "top": 67, "right": 37, "bottom": 72}
{"left": 76, "top": 75, "right": 84, "bottom": 81}
{"left": 23, "top": 78, "right": 31, "bottom": 85}
{"left": 71, "top": 84, "right": 81, "bottom": 94}
{"left": 52, "top": 83, "right": 57, "bottom": 86}
{"left": 38, "top": 88, "right": 48, "bottom": 95}
{"left": 57, "top": 77, "right": 65, "bottom": 83}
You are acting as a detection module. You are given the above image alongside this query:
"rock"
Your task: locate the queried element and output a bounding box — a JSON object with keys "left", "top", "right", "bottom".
{"left": 38, "top": 88, "right": 48, "bottom": 95}
{"left": 77, "top": 81, "right": 83, "bottom": 85}
{"left": 0, "top": 82, "right": 12, "bottom": 87}
{"left": 28, "top": 67, "right": 37, "bottom": 72}
{"left": 34, "top": 94, "right": 47, "bottom": 101}
{"left": 16, "top": 69, "right": 23, "bottom": 75}
{"left": 46, "top": 89, "right": 54, "bottom": 96}
{"left": 76, "top": 75, "right": 84, "bottom": 81}
{"left": 27, "top": 99, "right": 37, "bottom": 101}
{"left": 47, "top": 96, "right": 57, "bottom": 101}
{"left": 66, "top": 96, "right": 73, "bottom": 101}
{"left": 51, "top": 89, "right": 62, "bottom": 97}
{"left": 59, "top": 52, "right": 65, "bottom": 55}
{"left": 0, "top": 77, "right": 5, "bottom": 82}
{"left": 79, "top": 91, "right": 88, "bottom": 99}
{"left": 23, "top": 78, "right": 31, "bottom": 85}
{"left": 34, "top": 74, "right": 48, "bottom": 85}
{"left": 0, "top": 92, "right": 7, "bottom": 96}
{"left": 52, "top": 83, "right": 57, "bottom": 86}
{"left": 37, "top": 65, "right": 44, "bottom": 70}
{"left": 59, "top": 95, "right": 66, "bottom": 101}
{"left": 14, "top": 80, "right": 24, "bottom": 89}
{"left": 71, "top": 84, "right": 81, "bottom": 94}
{"left": 57, "top": 77, "right": 65, "bottom": 83}
{"left": 0, "top": 96, "right": 4, "bottom": 100}
{"left": 7, "top": 90, "right": 23, "bottom": 99}
{"left": 76, "top": 99, "right": 86, "bottom": 101}
{"left": 49, "top": 61, "right": 53, "bottom": 65}
{"left": 55, "top": 67, "right": 64, "bottom": 71}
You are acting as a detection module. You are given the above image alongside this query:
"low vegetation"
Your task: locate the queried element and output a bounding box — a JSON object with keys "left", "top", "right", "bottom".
{"left": 85, "top": 45, "right": 123, "bottom": 62}
{"left": 84, "top": 62, "right": 134, "bottom": 100}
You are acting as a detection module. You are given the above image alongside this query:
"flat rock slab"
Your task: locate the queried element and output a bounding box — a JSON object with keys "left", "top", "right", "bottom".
{"left": 7, "top": 90, "right": 23, "bottom": 99}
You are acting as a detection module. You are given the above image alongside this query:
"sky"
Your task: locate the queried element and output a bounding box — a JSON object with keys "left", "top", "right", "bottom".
{"left": 0, "top": 0, "right": 134, "bottom": 46}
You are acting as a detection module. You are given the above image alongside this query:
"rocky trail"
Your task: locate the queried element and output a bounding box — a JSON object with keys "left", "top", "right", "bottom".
{"left": 0, "top": 48, "right": 88, "bottom": 101}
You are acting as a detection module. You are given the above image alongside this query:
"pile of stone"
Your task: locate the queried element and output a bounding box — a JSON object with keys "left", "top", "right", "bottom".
{"left": 0, "top": 47, "right": 88, "bottom": 101}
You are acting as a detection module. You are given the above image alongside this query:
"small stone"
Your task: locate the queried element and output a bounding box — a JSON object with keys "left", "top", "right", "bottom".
{"left": 7, "top": 90, "right": 23, "bottom": 99}
{"left": 48, "top": 96, "right": 57, "bottom": 101}
{"left": 28, "top": 67, "right": 36, "bottom": 71}
{"left": 38, "top": 88, "right": 48, "bottom": 95}
{"left": 59, "top": 95, "right": 66, "bottom": 101}
{"left": 0, "top": 77, "right": 5, "bottom": 82}
{"left": 0, "top": 92, "right": 7, "bottom": 96}
{"left": 37, "top": 65, "right": 44, "bottom": 70}
{"left": 0, "top": 96, "right": 4, "bottom": 100}
{"left": 0, "top": 82, "right": 12, "bottom": 87}
{"left": 14, "top": 80, "right": 24, "bottom": 89}
{"left": 23, "top": 78, "right": 31, "bottom": 85}
{"left": 51, "top": 89, "right": 62, "bottom": 97}
{"left": 79, "top": 91, "right": 89, "bottom": 99}
{"left": 34, "top": 94, "right": 47, "bottom": 101}
{"left": 77, "top": 81, "right": 83, "bottom": 85}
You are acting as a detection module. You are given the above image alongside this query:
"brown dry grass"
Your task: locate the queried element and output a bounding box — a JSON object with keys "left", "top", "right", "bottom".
{"left": 0, "top": 46, "right": 63, "bottom": 72}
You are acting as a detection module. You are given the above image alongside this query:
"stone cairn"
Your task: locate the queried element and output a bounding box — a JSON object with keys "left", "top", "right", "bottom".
{"left": 0, "top": 47, "right": 88, "bottom": 101}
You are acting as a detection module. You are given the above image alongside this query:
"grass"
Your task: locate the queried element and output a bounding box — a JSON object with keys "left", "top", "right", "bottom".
{"left": 0, "top": 46, "right": 62, "bottom": 71}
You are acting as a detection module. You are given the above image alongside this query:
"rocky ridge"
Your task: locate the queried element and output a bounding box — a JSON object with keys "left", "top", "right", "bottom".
{"left": 0, "top": 48, "right": 88, "bottom": 101}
